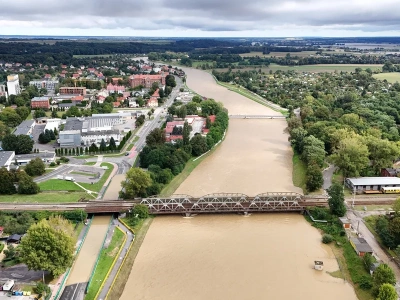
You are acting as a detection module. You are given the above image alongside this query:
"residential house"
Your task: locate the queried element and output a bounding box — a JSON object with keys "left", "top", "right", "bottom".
{"left": 129, "top": 98, "right": 139, "bottom": 108}
{"left": 350, "top": 237, "right": 373, "bottom": 256}
{"left": 381, "top": 168, "right": 399, "bottom": 177}
{"left": 339, "top": 217, "right": 352, "bottom": 229}
{"left": 107, "top": 83, "right": 125, "bottom": 94}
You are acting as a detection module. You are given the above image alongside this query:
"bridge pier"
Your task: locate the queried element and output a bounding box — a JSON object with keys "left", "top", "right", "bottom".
{"left": 185, "top": 213, "right": 191, "bottom": 218}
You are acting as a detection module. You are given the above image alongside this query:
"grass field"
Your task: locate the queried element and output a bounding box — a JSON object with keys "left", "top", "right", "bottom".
{"left": 79, "top": 162, "right": 114, "bottom": 192}
{"left": 85, "top": 228, "right": 125, "bottom": 300}
{"left": 292, "top": 152, "right": 307, "bottom": 194}
{"left": 38, "top": 179, "right": 83, "bottom": 191}
{"left": 240, "top": 51, "right": 319, "bottom": 58}
{"left": 373, "top": 72, "right": 400, "bottom": 83}
{"left": 0, "top": 192, "right": 88, "bottom": 203}
{"left": 106, "top": 218, "right": 153, "bottom": 300}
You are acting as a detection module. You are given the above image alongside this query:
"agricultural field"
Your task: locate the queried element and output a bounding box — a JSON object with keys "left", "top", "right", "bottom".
{"left": 222, "top": 63, "right": 383, "bottom": 73}
{"left": 373, "top": 72, "right": 400, "bottom": 83}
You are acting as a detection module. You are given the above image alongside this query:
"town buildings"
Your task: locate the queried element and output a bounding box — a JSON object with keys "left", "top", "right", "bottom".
{"left": 59, "top": 87, "right": 87, "bottom": 95}
{"left": 106, "top": 83, "right": 125, "bottom": 94}
{"left": 31, "top": 97, "right": 50, "bottom": 109}
{"left": 345, "top": 177, "right": 400, "bottom": 192}
{"left": 0, "top": 84, "right": 7, "bottom": 98}
{"left": 147, "top": 89, "right": 159, "bottom": 108}
{"left": 29, "top": 78, "right": 59, "bottom": 93}
{"left": 129, "top": 73, "right": 166, "bottom": 88}
{"left": 7, "top": 74, "right": 21, "bottom": 95}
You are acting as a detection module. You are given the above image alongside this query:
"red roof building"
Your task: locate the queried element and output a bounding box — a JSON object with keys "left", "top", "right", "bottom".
{"left": 72, "top": 73, "right": 80, "bottom": 78}
{"left": 107, "top": 83, "right": 125, "bottom": 94}
{"left": 129, "top": 73, "right": 166, "bottom": 88}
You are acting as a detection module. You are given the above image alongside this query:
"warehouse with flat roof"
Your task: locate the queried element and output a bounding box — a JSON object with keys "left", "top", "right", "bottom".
{"left": 346, "top": 177, "right": 400, "bottom": 192}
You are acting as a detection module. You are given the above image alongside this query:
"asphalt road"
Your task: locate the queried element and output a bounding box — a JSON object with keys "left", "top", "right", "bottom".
{"left": 0, "top": 264, "right": 49, "bottom": 282}
{"left": 34, "top": 165, "right": 73, "bottom": 183}
{"left": 59, "top": 282, "right": 87, "bottom": 300}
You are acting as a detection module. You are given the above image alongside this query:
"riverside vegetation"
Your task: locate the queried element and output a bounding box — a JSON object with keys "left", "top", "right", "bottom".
{"left": 213, "top": 68, "right": 400, "bottom": 193}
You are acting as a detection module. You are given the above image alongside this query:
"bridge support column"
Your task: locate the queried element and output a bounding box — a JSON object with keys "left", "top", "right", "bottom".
{"left": 185, "top": 213, "right": 191, "bottom": 218}
{"left": 244, "top": 212, "right": 249, "bottom": 216}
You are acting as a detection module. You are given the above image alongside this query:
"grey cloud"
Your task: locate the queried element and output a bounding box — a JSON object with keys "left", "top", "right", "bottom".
{"left": 1, "top": 0, "right": 400, "bottom": 33}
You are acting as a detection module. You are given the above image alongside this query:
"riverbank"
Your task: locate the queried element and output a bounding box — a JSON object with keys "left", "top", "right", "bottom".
{"left": 107, "top": 218, "right": 153, "bottom": 300}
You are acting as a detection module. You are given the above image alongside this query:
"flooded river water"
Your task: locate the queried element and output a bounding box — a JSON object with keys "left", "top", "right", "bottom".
{"left": 67, "top": 215, "right": 110, "bottom": 285}
{"left": 120, "top": 67, "right": 357, "bottom": 300}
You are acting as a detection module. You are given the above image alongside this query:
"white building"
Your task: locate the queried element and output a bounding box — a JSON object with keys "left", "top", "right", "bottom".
{"left": 0, "top": 84, "right": 7, "bottom": 98}
{"left": 81, "top": 131, "right": 121, "bottom": 146}
{"left": 44, "top": 118, "right": 62, "bottom": 132}
{"left": 7, "top": 74, "right": 21, "bottom": 95}
{"left": 29, "top": 79, "right": 59, "bottom": 93}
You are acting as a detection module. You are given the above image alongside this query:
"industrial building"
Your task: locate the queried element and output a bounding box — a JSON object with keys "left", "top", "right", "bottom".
{"left": 58, "top": 115, "right": 126, "bottom": 148}
{"left": 14, "top": 152, "right": 56, "bottom": 165}
{"left": 7, "top": 74, "right": 20, "bottom": 95}
{"left": 59, "top": 86, "right": 87, "bottom": 95}
{"left": 345, "top": 177, "right": 400, "bottom": 192}
{"left": 31, "top": 97, "right": 50, "bottom": 109}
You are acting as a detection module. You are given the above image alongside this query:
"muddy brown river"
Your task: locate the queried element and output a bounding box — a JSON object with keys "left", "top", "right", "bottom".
{"left": 120, "top": 68, "right": 357, "bottom": 300}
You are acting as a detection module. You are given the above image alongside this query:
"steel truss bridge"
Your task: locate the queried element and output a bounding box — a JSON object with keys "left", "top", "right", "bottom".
{"left": 139, "top": 192, "right": 325, "bottom": 215}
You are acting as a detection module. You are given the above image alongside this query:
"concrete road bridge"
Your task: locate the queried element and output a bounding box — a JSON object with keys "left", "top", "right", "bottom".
{"left": 229, "top": 115, "right": 286, "bottom": 119}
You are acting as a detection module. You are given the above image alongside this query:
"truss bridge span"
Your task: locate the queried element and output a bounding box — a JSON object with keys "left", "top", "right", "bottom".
{"left": 138, "top": 192, "right": 327, "bottom": 215}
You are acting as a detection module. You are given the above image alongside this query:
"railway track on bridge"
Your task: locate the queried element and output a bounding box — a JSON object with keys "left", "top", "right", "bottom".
{"left": 0, "top": 193, "right": 396, "bottom": 214}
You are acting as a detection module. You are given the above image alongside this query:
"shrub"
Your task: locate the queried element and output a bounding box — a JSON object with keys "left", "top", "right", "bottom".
{"left": 49, "top": 162, "right": 56, "bottom": 167}
{"left": 358, "top": 275, "right": 373, "bottom": 290}
{"left": 322, "top": 234, "right": 334, "bottom": 244}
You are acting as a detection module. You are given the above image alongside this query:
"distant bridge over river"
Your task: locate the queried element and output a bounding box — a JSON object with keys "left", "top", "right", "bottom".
{"left": 229, "top": 115, "right": 286, "bottom": 119}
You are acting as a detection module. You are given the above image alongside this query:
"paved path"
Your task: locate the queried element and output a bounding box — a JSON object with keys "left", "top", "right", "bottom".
{"left": 94, "top": 155, "right": 103, "bottom": 167}
{"left": 323, "top": 164, "right": 336, "bottom": 190}
{"left": 97, "top": 219, "right": 134, "bottom": 300}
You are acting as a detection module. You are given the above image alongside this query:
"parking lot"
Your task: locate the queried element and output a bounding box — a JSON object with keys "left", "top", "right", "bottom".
{"left": 66, "top": 165, "right": 105, "bottom": 184}
{"left": 31, "top": 124, "right": 58, "bottom": 151}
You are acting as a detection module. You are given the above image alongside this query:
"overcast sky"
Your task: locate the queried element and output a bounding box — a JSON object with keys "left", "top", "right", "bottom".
{"left": 1, "top": 0, "right": 400, "bottom": 37}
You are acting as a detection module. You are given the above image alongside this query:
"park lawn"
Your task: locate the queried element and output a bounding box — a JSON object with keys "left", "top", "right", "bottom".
{"left": 0, "top": 192, "right": 88, "bottom": 203}
{"left": 79, "top": 162, "right": 114, "bottom": 192}
{"left": 373, "top": 72, "right": 400, "bottom": 83}
{"left": 292, "top": 152, "right": 307, "bottom": 194}
{"left": 107, "top": 218, "right": 152, "bottom": 300}
{"left": 85, "top": 228, "right": 125, "bottom": 300}
{"left": 38, "top": 179, "right": 83, "bottom": 191}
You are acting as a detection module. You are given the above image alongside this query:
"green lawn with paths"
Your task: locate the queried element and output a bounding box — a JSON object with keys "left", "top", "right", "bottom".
{"left": 85, "top": 228, "right": 125, "bottom": 300}
{"left": 292, "top": 152, "right": 306, "bottom": 194}
{"left": 79, "top": 162, "right": 114, "bottom": 192}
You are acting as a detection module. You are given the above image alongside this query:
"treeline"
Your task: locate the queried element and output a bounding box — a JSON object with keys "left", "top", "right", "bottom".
{"left": 0, "top": 209, "right": 87, "bottom": 235}
{"left": 0, "top": 166, "right": 41, "bottom": 196}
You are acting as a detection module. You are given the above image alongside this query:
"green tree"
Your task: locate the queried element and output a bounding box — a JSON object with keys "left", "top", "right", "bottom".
{"left": 363, "top": 253, "right": 374, "bottom": 272}
{"left": 132, "top": 204, "right": 149, "bottom": 219}
{"left": 16, "top": 106, "right": 30, "bottom": 120}
{"left": 17, "top": 172, "right": 40, "bottom": 194}
{"left": 109, "top": 137, "right": 116, "bottom": 150}
{"left": 289, "top": 127, "right": 308, "bottom": 153}
{"left": 301, "top": 135, "right": 325, "bottom": 167}
{"left": 19, "top": 216, "right": 76, "bottom": 277}
{"left": 0, "top": 120, "right": 10, "bottom": 140}
{"left": 0, "top": 168, "right": 17, "bottom": 195}
{"left": 33, "top": 109, "right": 46, "bottom": 119}
{"left": 4, "top": 244, "right": 16, "bottom": 259}
{"left": 306, "top": 163, "right": 323, "bottom": 192}
{"left": 373, "top": 264, "right": 396, "bottom": 288}
{"left": 327, "top": 183, "right": 346, "bottom": 216}
{"left": 190, "top": 134, "right": 208, "bottom": 156}
{"left": 16, "top": 135, "right": 34, "bottom": 154}
{"left": 99, "top": 139, "right": 107, "bottom": 152}
{"left": 376, "top": 283, "right": 398, "bottom": 300}
{"left": 192, "top": 95, "right": 202, "bottom": 103}
{"left": 366, "top": 137, "right": 400, "bottom": 174}
{"left": 25, "top": 157, "right": 46, "bottom": 176}
{"left": 51, "top": 110, "right": 58, "bottom": 118}
{"left": 121, "top": 168, "right": 152, "bottom": 198}
{"left": 177, "top": 106, "right": 187, "bottom": 119}
{"left": 392, "top": 197, "right": 400, "bottom": 215}
{"left": 145, "top": 128, "right": 166, "bottom": 147}
{"left": 331, "top": 137, "right": 370, "bottom": 177}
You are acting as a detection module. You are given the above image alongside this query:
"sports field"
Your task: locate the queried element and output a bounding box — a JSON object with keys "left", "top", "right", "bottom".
{"left": 373, "top": 72, "right": 400, "bottom": 83}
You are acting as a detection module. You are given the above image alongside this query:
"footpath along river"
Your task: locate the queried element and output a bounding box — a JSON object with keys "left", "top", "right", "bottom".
{"left": 119, "top": 68, "right": 357, "bottom": 300}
